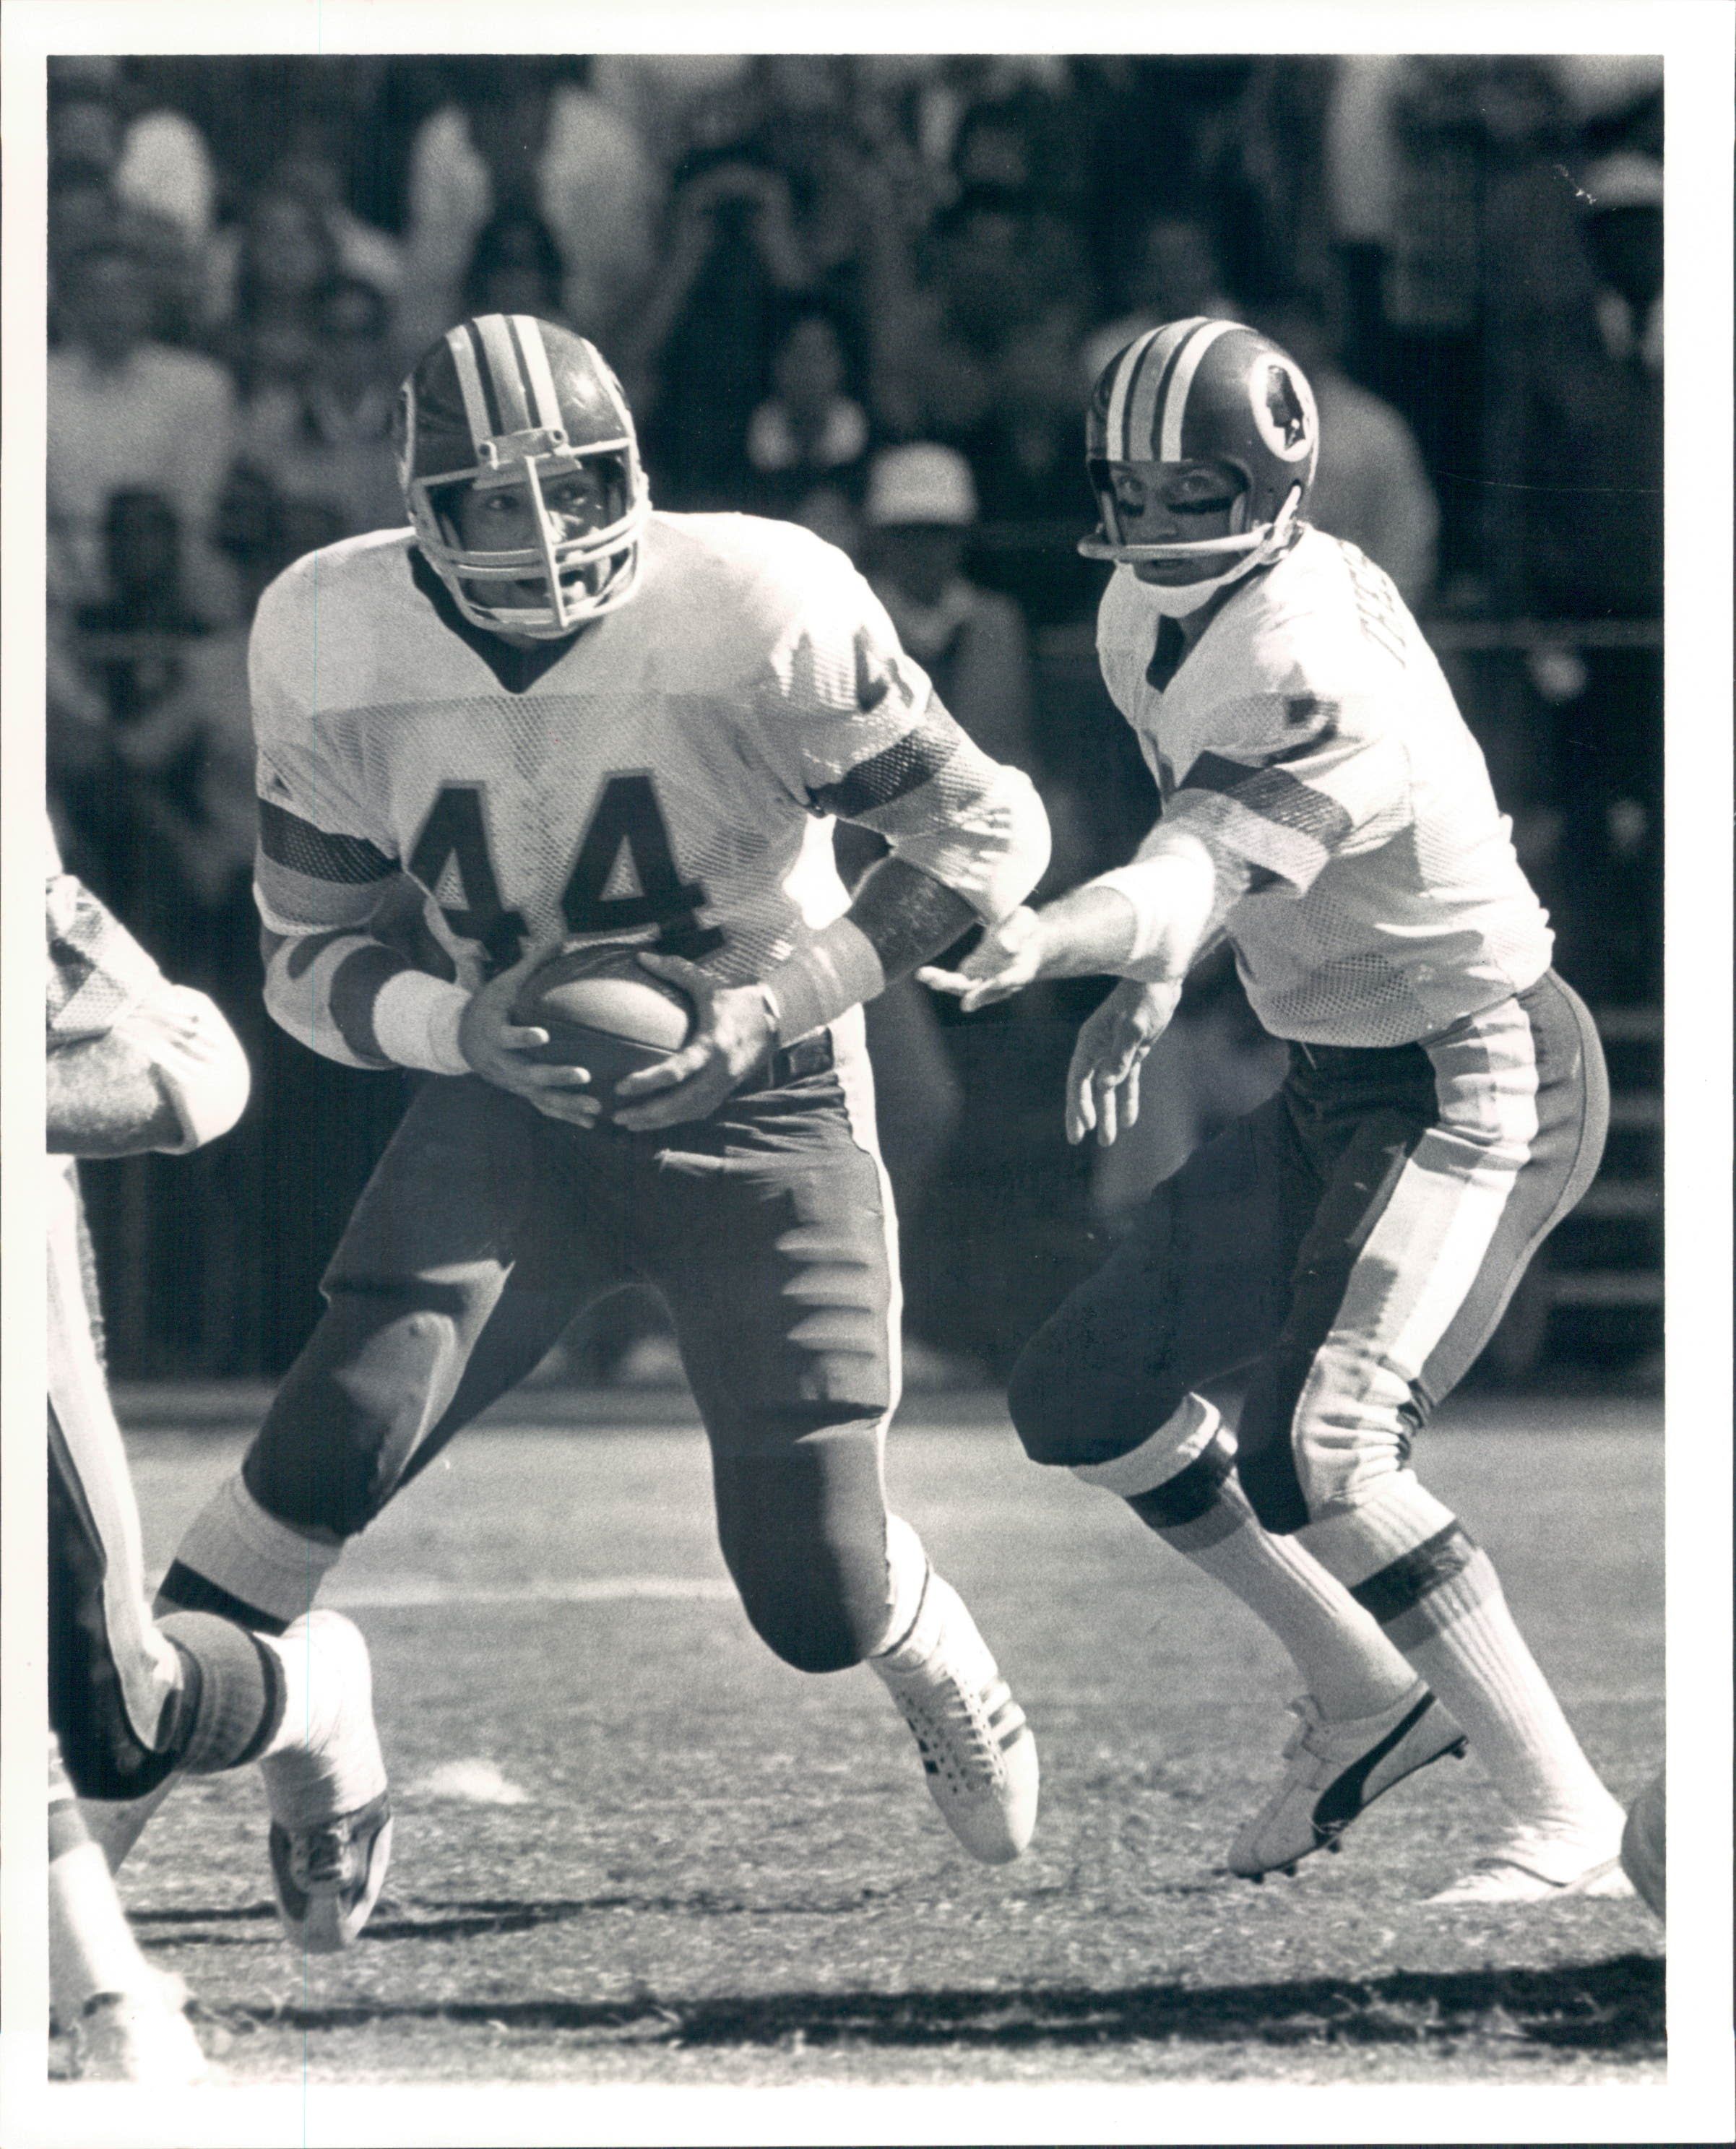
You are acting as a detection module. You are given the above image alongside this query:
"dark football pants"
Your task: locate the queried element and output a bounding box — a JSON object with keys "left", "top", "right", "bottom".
{"left": 1009, "top": 974, "right": 1607, "bottom": 1529}
{"left": 228, "top": 1044, "right": 901, "bottom": 1673}
{"left": 48, "top": 1166, "right": 277, "bottom": 1801}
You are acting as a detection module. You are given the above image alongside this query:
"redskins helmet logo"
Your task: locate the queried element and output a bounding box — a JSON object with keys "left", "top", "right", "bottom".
{"left": 1249, "top": 355, "right": 1314, "bottom": 462}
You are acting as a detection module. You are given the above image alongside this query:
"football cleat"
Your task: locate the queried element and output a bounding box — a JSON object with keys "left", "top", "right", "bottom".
{"left": 260, "top": 1611, "right": 392, "bottom": 1953}
{"left": 871, "top": 1570, "right": 1038, "bottom": 1864}
{"left": 1425, "top": 1820, "right": 1634, "bottom": 1906}
{"left": 1229, "top": 1684, "right": 1467, "bottom": 1880}
{"left": 72, "top": 1985, "right": 209, "bottom": 2085}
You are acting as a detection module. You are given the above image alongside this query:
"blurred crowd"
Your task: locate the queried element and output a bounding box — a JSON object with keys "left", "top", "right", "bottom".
{"left": 44, "top": 53, "right": 1664, "bottom": 1381}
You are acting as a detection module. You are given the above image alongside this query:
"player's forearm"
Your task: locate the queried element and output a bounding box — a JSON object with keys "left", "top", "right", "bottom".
{"left": 261, "top": 928, "right": 470, "bottom": 1075}
{"left": 48, "top": 981, "right": 251, "bottom": 1155}
{"left": 47, "top": 1037, "right": 183, "bottom": 1156}
{"left": 1063, "top": 831, "right": 1234, "bottom": 985}
{"left": 759, "top": 859, "right": 975, "bottom": 1047}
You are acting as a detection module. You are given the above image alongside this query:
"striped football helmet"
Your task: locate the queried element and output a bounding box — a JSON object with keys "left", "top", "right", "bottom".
{"left": 1080, "top": 317, "right": 1318, "bottom": 578}
{"left": 397, "top": 315, "right": 649, "bottom": 639}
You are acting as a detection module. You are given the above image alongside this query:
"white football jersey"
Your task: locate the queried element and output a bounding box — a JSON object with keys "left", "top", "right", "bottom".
{"left": 1096, "top": 527, "right": 1553, "bottom": 1046}
{"left": 250, "top": 514, "right": 1044, "bottom": 1068}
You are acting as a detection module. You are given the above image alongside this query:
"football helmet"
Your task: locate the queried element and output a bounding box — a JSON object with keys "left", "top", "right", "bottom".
{"left": 1080, "top": 318, "right": 1318, "bottom": 607}
{"left": 397, "top": 316, "right": 649, "bottom": 639}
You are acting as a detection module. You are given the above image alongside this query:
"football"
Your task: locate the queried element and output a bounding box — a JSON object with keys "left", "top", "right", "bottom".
{"left": 511, "top": 944, "right": 695, "bottom": 1091}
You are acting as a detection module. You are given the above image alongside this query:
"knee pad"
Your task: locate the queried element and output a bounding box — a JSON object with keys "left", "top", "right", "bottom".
{"left": 713, "top": 1417, "right": 890, "bottom": 1674}
{"left": 1007, "top": 1323, "right": 1167, "bottom": 1468}
{"left": 246, "top": 1297, "right": 470, "bottom": 1537}
{"left": 1238, "top": 1345, "right": 1418, "bottom": 1534}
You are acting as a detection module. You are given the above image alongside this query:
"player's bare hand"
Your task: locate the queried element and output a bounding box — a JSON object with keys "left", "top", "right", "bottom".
{"left": 1066, "top": 978, "right": 1180, "bottom": 1147}
{"left": 610, "top": 955, "right": 776, "bottom": 1132}
{"left": 458, "top": 948, "right": 602, "bottom": 1128}
{"left": 917, "top": 906, "right": 1048, "bottom": 1012}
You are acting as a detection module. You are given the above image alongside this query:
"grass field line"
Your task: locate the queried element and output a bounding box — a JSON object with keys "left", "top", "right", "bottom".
{"left": 325, "top": 1574, "right": 738, "bottom": 1607}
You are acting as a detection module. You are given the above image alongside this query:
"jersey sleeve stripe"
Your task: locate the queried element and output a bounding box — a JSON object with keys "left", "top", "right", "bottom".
{"left": 283, "top": 926, "right": 366, "bottom": 982}
{"left": 255, "top": 850, "right": 389, "bottom": 931}
{"left": 258, "top": 798, "right": 397, "bottom": 885}
{"left": 809, "top": 709, "right": 961, "bottom": 819}
{"left": 1165, "top": 790, "right": 1331, "bottom": 893}
{"left": 327, "top": 945, "right": 406, "bottom": 1065}
{"left": 1180, "top": 751, "right": 1354, "bottom": 849}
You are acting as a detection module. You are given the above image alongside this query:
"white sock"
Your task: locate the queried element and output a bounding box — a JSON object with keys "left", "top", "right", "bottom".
{"left": 871, "top": 1514, "right": 932, "bottom": 1659}
{"left": 255, "top": 1617, "right": 387, "bottom": 1828}
{"left": 50, "top": 1836, "right": 158, "bottom": 2024}
{"left": 1157, "top": 1469, "right": 1418, "bottom": 1723}
{"left": 1074, "top": 1398, "right": 1416, "bottom": 1723}
{"left": 165, "top": 1472, "right": 342, "bottom": 1630}
{"left": 1300, "top": 1472, "right": 1621, "bottom": 1835}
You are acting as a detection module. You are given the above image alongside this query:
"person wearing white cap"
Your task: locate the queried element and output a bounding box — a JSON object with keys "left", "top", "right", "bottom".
{"left": 862, "top": 444, "right": 1035, "bottom": 779}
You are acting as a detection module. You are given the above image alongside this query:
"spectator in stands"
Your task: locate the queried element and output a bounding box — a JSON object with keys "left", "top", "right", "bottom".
{"left": 621, "top": 154, "right": 810, "bottom": 507}
{"left": 51, "top": 493, "right": 252, "bottom": 970}
{"left": 399, "top": 58, "right": 659, "bottom": 355}
{"left": 951, "top": 77, "right": 1093, "bottom": 221}
{"left": 862, "top": 445, "right": 1034, "bottom": 776}
{"left": 1517, "top": 150, "right": 1663, "bottom": 1002}
{"left": 1080, "top": 212, "right": 1240, "bottom": 387}
{"left": 1256, "top": 298, "right": 1440, "bottom": 607}
{"left": 209, "top": 189, "right": 343, "bottom": 402}
{"left": 48, "top": 77, "right": 207, "bottom": 345}
{"left": 47, "top": 244, "right": 237, "bottom": 615}
{"left": 459, "top": 209, "right": 570, "bottom": 327}
{"left": 745, "top": 300, "right": 871, "bottom": 525}
{"left": 265, "top": 120, "right": 405, "bottom": 301}
{"left": 246, "top": 277, "right": 405, "bottom": 540}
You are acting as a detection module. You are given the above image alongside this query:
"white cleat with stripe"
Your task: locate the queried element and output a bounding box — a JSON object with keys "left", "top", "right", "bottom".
{"left": 1427, "top": 1819, "right": 1634, "bottom": 1906}
{"left": 1230, "top": 1683, "right": 1467, "bottom": 1880}
{"left": 871, "top": 1570, "right": 1038, "bottom": 1864}
{"left": 262, "top": 1611, "right": 393, "bottom": 1953}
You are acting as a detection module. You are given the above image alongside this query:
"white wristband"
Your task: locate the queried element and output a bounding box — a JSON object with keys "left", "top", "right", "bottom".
{"left": 761, "top": 917, "right": 887, "bottom": 1046}
{"left": 370, "top": 969, "right": 473, "bottom": 1075}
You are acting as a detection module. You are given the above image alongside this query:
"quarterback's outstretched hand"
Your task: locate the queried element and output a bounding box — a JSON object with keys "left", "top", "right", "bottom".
{"left": 459, "top": 950, "right": 602, "bottom": 1128}
{"left": 610, "top": 954, "right": 777, "bottom": 1132}
{"left": 1066, "top": 978, "right": 1180, "bottom": 1147}
{"left": 916, "top": 906, "right": 1048, "bottom": 1012}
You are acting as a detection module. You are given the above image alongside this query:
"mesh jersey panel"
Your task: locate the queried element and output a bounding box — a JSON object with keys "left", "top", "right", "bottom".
{"left": 1097, "top": 529, "right": 1553, "bottom": 1046}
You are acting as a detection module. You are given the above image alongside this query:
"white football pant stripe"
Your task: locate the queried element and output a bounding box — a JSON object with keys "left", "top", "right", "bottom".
{"left": 1288, "top": 998, "right": 1541, "bottom": 1513}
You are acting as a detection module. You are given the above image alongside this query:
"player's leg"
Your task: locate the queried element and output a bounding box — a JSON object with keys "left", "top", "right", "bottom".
{"left": 50, "top": 1742, "right": 207, "bottom": 2085}
{"left": 648, "top": 1022, "right": 1036, "bottom": 1862}
{"left": 157, "top": 1076, "right": 584, "bottom": 1632}
{"left": 1007, "top": 1093, "right": 1433, "bottom": 1761}
{"left": 1240, "top": 978, "right": 1627, "bottom": 1898}
{"left": 51, "top": 1401, "right": 392, "bottom": 1954}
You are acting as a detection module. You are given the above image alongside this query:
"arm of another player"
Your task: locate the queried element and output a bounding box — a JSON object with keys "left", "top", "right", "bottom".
{"left": 47, "top": 868, "right": 251, "bottom": 1156}
{"left": 919, "top": 829, "right": 1239, "bottom": 1146}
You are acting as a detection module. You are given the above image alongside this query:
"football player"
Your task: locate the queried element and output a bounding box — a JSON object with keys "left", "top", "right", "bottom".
{"left": 46, "top": 846, "right": 389, "bottom": 2081}
{"left": 923, "top": 318, "right": 1633, "bottom": 1903}
{"left": 143, "top": 316, "right": 1046, "bottom": 1869}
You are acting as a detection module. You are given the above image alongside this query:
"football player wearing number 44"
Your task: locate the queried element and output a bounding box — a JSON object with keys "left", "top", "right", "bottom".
{"left": 134, "top": 315, "right": 1047, "bottom": 1901}
{"left": 923, "top": 317, "right": 1634, "bottom": 1906}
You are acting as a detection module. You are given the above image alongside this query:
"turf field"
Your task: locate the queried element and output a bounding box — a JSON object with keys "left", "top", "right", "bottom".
{"left": 90, "top": 1389, "right": 1664, "bottom": 2092}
